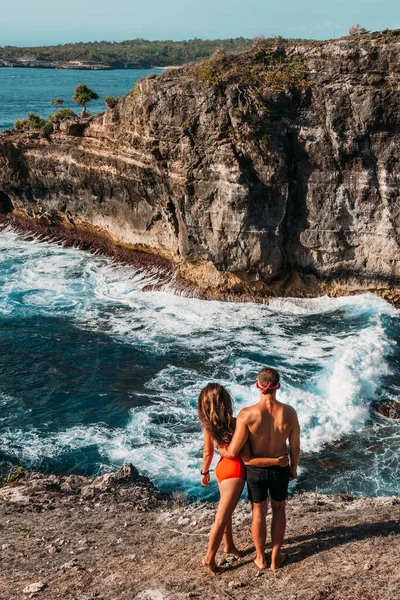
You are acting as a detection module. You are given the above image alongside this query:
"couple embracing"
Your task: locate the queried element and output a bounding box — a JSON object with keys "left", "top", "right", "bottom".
{"left": 197, "top": 367, "right": 300, "bottom": 574}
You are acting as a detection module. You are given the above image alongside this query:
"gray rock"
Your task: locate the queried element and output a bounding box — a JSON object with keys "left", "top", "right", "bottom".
{"left": 22, "top": 581, "right": 46, "bottom": 594}
{"left": 1, "top": 35, "right": 400, "bottom": 306}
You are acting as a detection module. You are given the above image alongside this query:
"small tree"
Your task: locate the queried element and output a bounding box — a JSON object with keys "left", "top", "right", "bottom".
{"left": 72, "top": 83, "right": 99, "bottom": 117}
{"left": 104, "top": 96, "right": 120, "bottom": 109}
{"left": 50, "top": 98, "right": 64, "bottom": 108}
{"left": 348, "top": 24, "right": 368, "bottom": 35}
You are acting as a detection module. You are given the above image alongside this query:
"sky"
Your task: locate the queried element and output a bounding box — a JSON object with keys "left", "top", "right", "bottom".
{"left": 0, "top": 0, "right": 399, "bottom": 46}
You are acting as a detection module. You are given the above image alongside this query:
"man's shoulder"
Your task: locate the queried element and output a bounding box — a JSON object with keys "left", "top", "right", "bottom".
{"left": 237, "top": 405, "right": 259, "bottom": 423}
{"left": 280, "top": 402, "right": 298, "bottom": 421}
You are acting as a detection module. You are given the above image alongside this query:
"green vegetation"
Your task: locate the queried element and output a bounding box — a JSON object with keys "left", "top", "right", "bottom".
{"left": 0, "top": 38, "right": 254, "bottom": 69}
{"left": 1, "top": 465, "right": 24, "bottom": 485}
{"left": 47, "top": 107, "right": 77, "bottom": 122}
{"left": 50, "top": 98, "right": 64, "bottom": 108}
{"left": 14, "top": 112, "right": 47, "bottom": 131}
{"left": 73, "top": 83, "right": 99, "bottom": 115}
{"left": 188, "top": 40, "right": 312, "bottom": 92}
{"left": 104, "top": 95, "right": 120, "bottom": 109}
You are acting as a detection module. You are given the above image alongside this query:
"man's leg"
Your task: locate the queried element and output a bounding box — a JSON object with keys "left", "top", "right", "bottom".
{"left": 251, "top": 500, "right": 268, "bottom": 569}
{"left": 270, "top": 499, "right": 287, "bottom": 569}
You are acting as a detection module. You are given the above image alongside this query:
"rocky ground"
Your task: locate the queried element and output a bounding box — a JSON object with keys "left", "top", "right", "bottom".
{"left": 0, "top": 465, "right": 399, "bottom": 600}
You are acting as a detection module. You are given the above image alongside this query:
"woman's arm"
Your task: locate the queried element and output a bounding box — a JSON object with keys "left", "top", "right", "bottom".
{"left": 244, "top": 454, "right": 289, "bottom": 467}
{"left": 200, "top": 428, "right": 214, "bottom": 487}
{"left": 240, "top": 441, "right": 289, "bottom": 467}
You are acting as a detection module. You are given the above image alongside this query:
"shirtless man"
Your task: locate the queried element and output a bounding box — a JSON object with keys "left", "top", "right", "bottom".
{"left": 218, "top": 367, "right": 300, "bottom": 570}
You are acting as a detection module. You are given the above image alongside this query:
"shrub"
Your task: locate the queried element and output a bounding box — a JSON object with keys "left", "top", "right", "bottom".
{"left": 105, "top": 95, "right": 120, "bottom": 109}
{"left": 14, "top": 112, "right": 47, "bottom": 131}
{"left": 48, "top": 107, "right": 76, "bottom": 123}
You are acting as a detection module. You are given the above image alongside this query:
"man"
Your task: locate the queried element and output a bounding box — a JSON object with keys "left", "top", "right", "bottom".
{"left": 218, "top": 367, "right": 300, "bottom": 569}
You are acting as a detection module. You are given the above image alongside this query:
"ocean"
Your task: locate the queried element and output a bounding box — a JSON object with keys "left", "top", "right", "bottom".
{"left": 0, "top": 67, "right": 161, "bottom": 131}
{"left": 0, "top": 69, "right": 399, "bottom": 501}
{"left": 0, "top": 227, "right": 399, "bottom": 500}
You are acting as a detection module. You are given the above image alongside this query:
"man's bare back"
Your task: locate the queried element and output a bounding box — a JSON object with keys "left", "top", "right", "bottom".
{"left": 240, "top": 399, "right": 298, "bottom": 463}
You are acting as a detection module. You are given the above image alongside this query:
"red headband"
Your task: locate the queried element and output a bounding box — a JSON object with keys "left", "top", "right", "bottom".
{"left": 256, "top": 379, "right": 281, "bottom": 394}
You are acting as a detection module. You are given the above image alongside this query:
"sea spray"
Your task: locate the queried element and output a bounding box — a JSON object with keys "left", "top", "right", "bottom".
{"left": 0, "top": 227, "right": 399, "bottom": 498}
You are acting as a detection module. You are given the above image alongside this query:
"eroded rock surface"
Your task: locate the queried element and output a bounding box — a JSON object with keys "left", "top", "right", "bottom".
{"left": 0, "top": 465, "right": 399, "bottom": 600}
{"left": 1, "top": 32, "right": 400, "bottom": 303}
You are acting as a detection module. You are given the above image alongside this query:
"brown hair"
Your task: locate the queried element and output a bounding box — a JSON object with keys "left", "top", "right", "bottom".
{"left": 197, "top": 383, "right": 235, "bottom": 446}
{"left": 258, "top": 367, "right": 280, "bottom": 388}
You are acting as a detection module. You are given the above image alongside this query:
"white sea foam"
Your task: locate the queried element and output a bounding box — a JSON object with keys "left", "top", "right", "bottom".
{"left": 0, "top": 226, "right": 398, "bottom": 496}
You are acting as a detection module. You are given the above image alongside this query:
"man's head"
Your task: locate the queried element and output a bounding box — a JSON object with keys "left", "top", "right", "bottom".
{"left": 256, "top": 367, "right": 280, "bottom": 394}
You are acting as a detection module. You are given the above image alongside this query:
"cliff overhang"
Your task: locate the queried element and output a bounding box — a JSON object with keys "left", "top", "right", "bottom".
{"left": 1, "top": 31, "right": 400, "bottom": 306}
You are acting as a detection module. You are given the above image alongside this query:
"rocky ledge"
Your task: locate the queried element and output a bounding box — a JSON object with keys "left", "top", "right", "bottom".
{"left": 0, "top": 464, "right": 399, "bottom": 600}
{"left": 1, "top": 31, "right": 400, "bottom": 305}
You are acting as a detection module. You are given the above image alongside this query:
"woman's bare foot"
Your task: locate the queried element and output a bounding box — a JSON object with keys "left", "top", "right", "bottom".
{"left": 254, "top": 555, "right": 267, "bottom": 570}
{"left": 270, "top": 551, "right": 288, "bottom": 570}
{"left": 202, "top": 558, "right": 224, "bottom": 575}
{"left": 223, "top": 545, "right": 245, "bottom": 558}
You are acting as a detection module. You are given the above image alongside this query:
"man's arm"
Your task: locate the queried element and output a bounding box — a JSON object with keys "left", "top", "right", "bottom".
{"left": 288, "top": 410, "right": 300, "bottom": 480}
{"left": 218, "top": 412, "right": 248, "bottom": 458}
{"left": 240, "top": 440, "right": 289, "bottom": 467}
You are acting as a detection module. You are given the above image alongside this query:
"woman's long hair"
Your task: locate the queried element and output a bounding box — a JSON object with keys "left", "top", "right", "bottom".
{"left": 197, "top": 383, "right": 235, "bottom": 446}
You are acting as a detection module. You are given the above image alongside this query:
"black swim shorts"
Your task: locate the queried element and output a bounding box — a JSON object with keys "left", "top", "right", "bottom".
{"left": 246, "top": 465, "right": 290, "bottom": 503}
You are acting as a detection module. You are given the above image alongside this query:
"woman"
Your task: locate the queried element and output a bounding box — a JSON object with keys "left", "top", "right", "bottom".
{"left": 198, "top": 383, "right": 288, "bottom": 575}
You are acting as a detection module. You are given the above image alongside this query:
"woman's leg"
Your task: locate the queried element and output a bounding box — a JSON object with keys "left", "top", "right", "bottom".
{"left": 223, "top": 517, "right": 245, "bottom": 557}
{"left": 203, "top": 478, "right": 244, "bottom": 574}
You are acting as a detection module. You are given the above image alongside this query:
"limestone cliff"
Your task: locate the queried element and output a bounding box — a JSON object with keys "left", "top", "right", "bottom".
{"left": 1, "top": 31, "right": 400, "bottom": 303}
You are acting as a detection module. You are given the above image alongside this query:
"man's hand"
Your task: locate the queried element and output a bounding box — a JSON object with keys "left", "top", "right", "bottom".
{"left": 289, "top": 469, "right": 297, "bottom": 481}
{"left": 278, "top": 455, "right": 289, "bottom": 467}
{"left": 201, "top": 473, "right": 211, "bottom": 487}
{"left": 217, "top": 446, "right": 229, "bottom": 458}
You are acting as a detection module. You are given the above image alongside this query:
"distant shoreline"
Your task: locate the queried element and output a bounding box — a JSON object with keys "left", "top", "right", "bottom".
{"left": 0, "top": 62, "right": 164, "bottom": 71}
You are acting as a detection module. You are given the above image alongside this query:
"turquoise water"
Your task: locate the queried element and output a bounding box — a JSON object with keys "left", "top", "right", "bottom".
{"left": 0, "top": 68, "right": 399, "bottom": 499}
{"left": 0, "top": 67, "right": 161, "bottom": 131}
{"left": 0, "top": 227, "right": 399, "bottom": 500}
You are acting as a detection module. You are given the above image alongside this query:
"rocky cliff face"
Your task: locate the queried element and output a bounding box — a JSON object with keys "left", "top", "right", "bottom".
{"left": 1, "top": 31, "right": 400, "bottom": 303}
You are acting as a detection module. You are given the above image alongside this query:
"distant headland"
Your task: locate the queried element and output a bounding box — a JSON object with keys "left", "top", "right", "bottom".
{"left": 0, "top": 38, "right": 257, "bottom": 70}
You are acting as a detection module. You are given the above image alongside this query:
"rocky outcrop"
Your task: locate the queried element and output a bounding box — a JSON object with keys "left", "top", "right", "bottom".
{"left": 1, "top": 31, "right": 400, "bottom": 303}
{"left": 1, "top": 468, "right": 399, "bottom": 600}
{"left": 0, "top": 463, "right": 170, "bottom": 510}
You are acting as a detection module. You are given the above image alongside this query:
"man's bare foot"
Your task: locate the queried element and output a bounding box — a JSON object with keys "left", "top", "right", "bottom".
{"left": 202, "top": 558, "right": 224, "bottom": 575}
{"left": 270, "top": 551, "right": 288, "bottom": 570}
{"left": 224, "top": 546, "right": 245, "bottom": 558}
{"left": 254, "top": 556, "right": 267, "bottom": 570}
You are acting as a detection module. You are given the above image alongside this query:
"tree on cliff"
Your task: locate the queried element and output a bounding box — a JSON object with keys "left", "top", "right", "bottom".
{"left": 72, "top": 84, "right": 99, "bottom": 117}
{"left": 104, "top": 96, "right": 120, "bottom": 109}
{"left": 348, "top": 24, "right": 368, "bottom": 35}
{"left": 50, "top": 98, "right": 64, "bottom": 108}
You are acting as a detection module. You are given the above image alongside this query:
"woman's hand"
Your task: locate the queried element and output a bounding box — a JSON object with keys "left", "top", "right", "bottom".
{"left": 277, "top": 455, "right": 289, "bottom": 467}
{"left": 218, "top": 446, "right": 229, "bottom": 458}
{"left": 201, "top": 473, "right": 211, "bottom": 487}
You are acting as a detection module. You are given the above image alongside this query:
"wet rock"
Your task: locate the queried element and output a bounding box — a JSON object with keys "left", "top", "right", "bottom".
{"left": 333, "top": 442, "right": 346, "bottom": 450}
{"left": 376, "top": 403, "right": 400, "bottom": 419}
{"left": 316, "top": 458, "right": 352, "bottom": 471}
{"left": 366, "top": 444, "right": 386, "bottom": 453}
